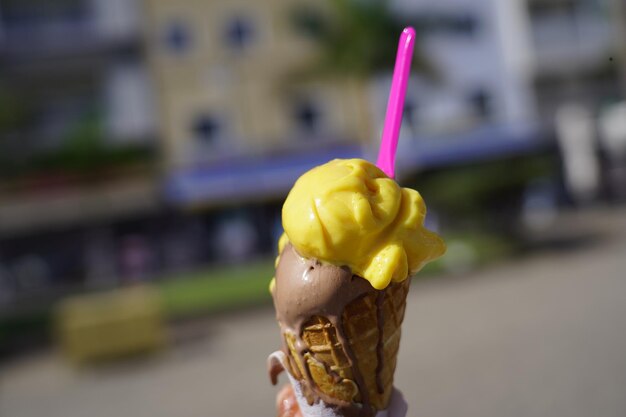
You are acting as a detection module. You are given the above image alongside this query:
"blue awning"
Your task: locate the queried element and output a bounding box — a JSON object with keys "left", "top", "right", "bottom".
{"left": 164, "top": 123, "right": 549, "bottom": 206}
{"left": 164, "top": 144, "right": 364, "bottom": 206}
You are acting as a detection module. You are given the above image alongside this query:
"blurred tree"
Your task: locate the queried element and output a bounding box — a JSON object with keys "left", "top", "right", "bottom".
{"left": 0, "top": 103, "right": 154, "bottom": 182}
{"left": 36, "top": 112, "right": 154, "bottom": 180}
{"left": 0, "top": 91, "right": 29, "bottom": 133}
{"left": 412, "top": 154, "right": 559, "bottom": 239}
{"left": 56, "top": 112, "right": 107, "bottom": 174}
{"left": 288, "top": 0, "right": 434, "bottom": 79}
{"left": 0, "top": 86, "right": 36, "bottom": 178}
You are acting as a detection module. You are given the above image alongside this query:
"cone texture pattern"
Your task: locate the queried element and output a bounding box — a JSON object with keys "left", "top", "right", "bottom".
{"left": 284, "top": 279, "right": 410, "bottom": 410}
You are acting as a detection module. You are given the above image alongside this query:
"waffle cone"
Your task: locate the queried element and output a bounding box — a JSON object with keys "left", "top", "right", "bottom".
{"left": 284, "top": 278, "right": 410, "bottom": 411}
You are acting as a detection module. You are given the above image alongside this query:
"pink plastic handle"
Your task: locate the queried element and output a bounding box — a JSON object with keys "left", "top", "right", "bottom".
{"left": 376, "top": 27, "right": 416, "bottom": 179}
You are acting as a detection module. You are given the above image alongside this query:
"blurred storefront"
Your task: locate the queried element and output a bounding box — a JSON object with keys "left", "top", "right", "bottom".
{"left": 0, "top": 0, "right": 160, "bottom": 311}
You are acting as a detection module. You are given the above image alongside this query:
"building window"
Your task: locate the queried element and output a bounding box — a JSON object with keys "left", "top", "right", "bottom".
{"left": 421, "top": 13, "right": 480, "bottom": 37}
{"left": 224, "top": 16, "right": 256, "bottom": 50}
{"left": 192, "top": 114, "right": 220, "bottom": 143}
{"left": 468, "top": 89, "right": 491, "bottom": 119}
{"left": 403, "top": 98, "right": 419, "bottom": 133}
{"left": 454, "top": 14, "right": 478, "bottom": 36}
{"left": 163, "top": 21, "right": 192, "bottom": 53}
{"left": 293, "top": 100, "right": 321, "bottom": 134}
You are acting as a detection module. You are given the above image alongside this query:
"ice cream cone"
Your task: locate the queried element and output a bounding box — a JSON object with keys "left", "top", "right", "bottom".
{"left": 269, "top": 159, "right": 445, "bottom": 416}
{"left": 283, "top": 278, "right": 410, "bottom": 412}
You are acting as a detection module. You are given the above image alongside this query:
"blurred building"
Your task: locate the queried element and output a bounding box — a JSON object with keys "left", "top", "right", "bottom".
{"left": 145, "top": 0, "right": 552, "bottom": 206}
{"left": 527, "top": 0, "right": 620, "bottom": 121}
{"left": 143, "top": 0, "right": 370, "bottom": 205}
{"left": 525, "top": 0, "right": 626, "bottom": 202}
{"left": 0, "top": 0, "right": 157, "bottom": 234}
{"left": 386, "top": 0, "right": 540, "bottom": 172}
{"left": 144, "top": 0, "right": 369, "bottom": 166}
{"left": 0, "top": 0, "right": 161, "bottom": 304}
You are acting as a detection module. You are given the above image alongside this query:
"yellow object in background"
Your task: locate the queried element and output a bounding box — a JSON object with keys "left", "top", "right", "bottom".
{"left": 282, "top": 158, "right": 446, "bottom": 290}
{"left": 55, "top": 286, "right": 166, "bottom": 364}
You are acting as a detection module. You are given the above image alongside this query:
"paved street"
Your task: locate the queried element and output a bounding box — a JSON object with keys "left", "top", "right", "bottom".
{"left": 2, "top": 208, "right": 626, "bottom": 417}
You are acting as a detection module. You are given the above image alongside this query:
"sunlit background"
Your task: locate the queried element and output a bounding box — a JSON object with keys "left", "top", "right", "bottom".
{"left": 1, "top": 0, "right": 625, "bottom": 416}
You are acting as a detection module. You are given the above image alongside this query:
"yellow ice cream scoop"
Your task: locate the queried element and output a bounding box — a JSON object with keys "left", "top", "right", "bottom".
{"left": 281, "top": 158, "right": 445, "bottom": 290}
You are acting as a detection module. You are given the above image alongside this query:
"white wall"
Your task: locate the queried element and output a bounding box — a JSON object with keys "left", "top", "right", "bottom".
{"left": 90, "top": 0, "right": 140, "bottom": 40}
{"left": 374, "top": 0, "right": 537, "bottom": 139}
{"left": 104, "top": 63, "right": 156, "bottom": 144}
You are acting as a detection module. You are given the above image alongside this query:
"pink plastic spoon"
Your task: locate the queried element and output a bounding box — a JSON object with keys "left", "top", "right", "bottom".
{"left": 376, "top": 27, "right": 416, "bottom": 179}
